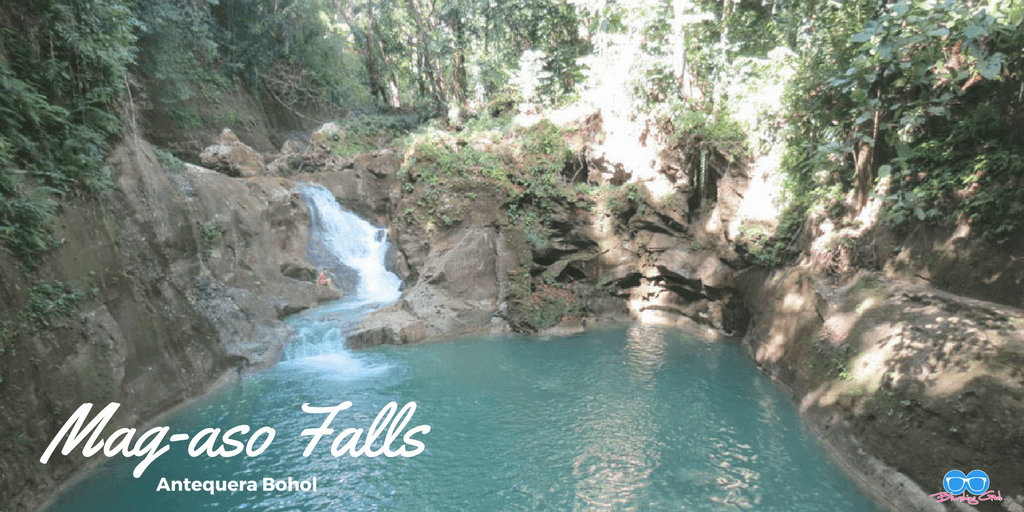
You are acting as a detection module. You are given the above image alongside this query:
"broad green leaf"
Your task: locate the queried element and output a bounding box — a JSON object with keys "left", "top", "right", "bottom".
{"left": 850, "top": 31, "right": 872, "bottom": 43}
{"left": 892, "top": 0, "right": 910, "bottom": 17}
{"left": 896, "top": 142, "right": 912, "bottom": 159}
{"left": 928, "top": 27, "right": 950, "bottom": 37}
{"left": 964, "top": 23, "right": 989, "bottom": 39}
{"left": 977, "top": 53, "right": 1006, "bottom": 79}
{"left": 878, "top": 41, "right": 895, "bottom": 59}
{"left": 905, "top": 34, "right": 927, "bottom": 46}
{"left": 927, "top": 106, "right": 946, "bottom": 116}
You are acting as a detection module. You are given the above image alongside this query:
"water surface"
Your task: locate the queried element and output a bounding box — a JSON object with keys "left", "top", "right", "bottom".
{"left": 46, "top": 304, "right": 880, "bottom": 511}
{"left": 45, "top": 186, "right": 880, "bottom": 511}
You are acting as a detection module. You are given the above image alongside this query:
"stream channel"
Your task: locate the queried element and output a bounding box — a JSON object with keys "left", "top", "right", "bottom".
{"left": 45, "top": 184, "right": 882, "bottom": 511}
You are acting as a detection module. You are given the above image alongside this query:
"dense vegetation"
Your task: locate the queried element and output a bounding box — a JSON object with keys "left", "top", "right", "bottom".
{"left": 1, "top": 0, "right": 1022, "bottom": 268}
{"left": 1, "top": 0, "right": 138, "bottom": 263}
{"left": 606, "top": 0, "right": 1024, "bottom": 262}
{"left": 780, "top": 0, "right": 1024, "bottom": 244}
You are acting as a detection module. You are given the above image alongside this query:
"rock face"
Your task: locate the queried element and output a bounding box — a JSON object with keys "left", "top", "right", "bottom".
{"left": 593, "top": 200, "right": 751, "bottom": 338}
{"left": 737, "top": 268, "right": 1024, "bottom": 511}
{"left": 0, "top": 138, "right": 336, "bottom": 511}
{"left": 341, "top": 115, "right": 756, "bottom": 347}
{"left": 199, "top": 128, "right": 267, "bottom": 177}
{"left": 348, "top": 226, "right": 526, "bottom": 347}
{"left": 886, "top": 224, "right": 1024, "bottom": 309}
{"left": 294, "top": 149, "right": 403, "bottom": 226}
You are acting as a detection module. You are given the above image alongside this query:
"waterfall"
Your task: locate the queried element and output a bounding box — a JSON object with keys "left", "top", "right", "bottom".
{"left": 298, "top": 184, "right": 402, "bottom": 303}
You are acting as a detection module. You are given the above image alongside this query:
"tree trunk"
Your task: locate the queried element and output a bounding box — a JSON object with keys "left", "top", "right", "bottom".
{"left": 853, "top": 107, "right": 880, "bottom": 209}
{"left": 364, "top": 0, "right": 389, "bottom": 103}
{"left": 376, "top": 38, "right": 402, "bottom": 108}
{"left": 406, "top": 0, "right": 447, "bottom": 106}
{"left": 452, "top": 10, "right": 468, "bottom": 104}
{"left": 672, "top": 0, "right": 687, "bottom": 89}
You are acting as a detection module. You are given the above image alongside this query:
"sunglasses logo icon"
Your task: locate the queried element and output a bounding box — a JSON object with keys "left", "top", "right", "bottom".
{"left": 943, "top": 469, "right": 990, "bottom": 495}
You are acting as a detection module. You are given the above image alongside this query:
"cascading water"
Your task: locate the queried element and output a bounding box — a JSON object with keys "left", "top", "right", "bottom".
{"left": 298, "top": 184, "right": 402, "bottom": 303}
{"left": 44, "top": 189, "right": 883, "bottom": 512}
{"left": 281, "top": 184, "right": 404, "bottom": 363}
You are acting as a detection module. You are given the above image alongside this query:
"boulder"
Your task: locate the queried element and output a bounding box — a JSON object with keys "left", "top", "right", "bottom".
{"left": 348, "top": 226, "right": 519, "bottom": 346}
{"left": 199, "top": 128, "right": 266, "bottom": 178}
{"left": 656, "top": 248, "right": 736, "bottom": 288}
{"left": 266, "top": 142, "right": 304, "bottom": 176}
{"left": 280, "top": 261, "right": 317, "bottom": 282}
{"left": 281, "top": 139, "right": 304, "bottom": 154}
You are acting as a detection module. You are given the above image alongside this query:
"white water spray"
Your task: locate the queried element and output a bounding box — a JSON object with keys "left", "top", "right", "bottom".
{"left": 299, "top": 184, "right": 402, "bottom": 303}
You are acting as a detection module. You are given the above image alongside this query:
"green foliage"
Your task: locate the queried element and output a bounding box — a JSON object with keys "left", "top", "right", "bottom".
{"left": 667, "top": 104, "right": 746, "bottom": 156}
{"left": 883, "top": 101, "right": 1024, "bottom": 239}
{"left": 780, "top": 0, "right": 1024, "bottom": 241}
{"left": 1, "top": 281, "right": 83, "bottom": 354}
{"left": 327, "top": 115, "right": 420, "bottom": 158}
{"left": 136, "top": 0, "right": 223, "bottom": 115}
{"left": 736, "top": 207, "right": 803, "bottom": 268}
{"left": 0, "top": 0, "right": 137, "bottom": 264}
{"left": 201, "top": 224, "right": 221, "bottom": 243}
{"left": 21, "top": 281, "right": 83, "bottom": 332}
{"left": 137, "top": 0, "right": 372, "bottom": 124}
{"left": 217, "top": 0, "right": 371, "bottom": 108}
{"left": 601, "top": 1, "right": 759, "bottom": 167}
{"left": 404, "top": 139, "right": 508, "bottom": 188}
{"left": 601, "top": 182, "right": 651, "bottom": 218}
{"left": 154, "top": 148, "right": 185, "bottom": 171}
{"left": 0, "top": 180, "right": 59, "bottom": 262}
{"left": 398, "top": 117, "right": 588, "bottom": 272}
{"left": 506, "top": 271, "right": 583, "bottom": 332}
{"left": 201, "top": 224, "right": 220, "bottom": 260}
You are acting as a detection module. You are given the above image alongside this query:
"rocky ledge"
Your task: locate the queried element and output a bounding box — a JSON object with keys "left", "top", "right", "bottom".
{"left": 739, "top": 268, "right": 1024, "bottom": 511}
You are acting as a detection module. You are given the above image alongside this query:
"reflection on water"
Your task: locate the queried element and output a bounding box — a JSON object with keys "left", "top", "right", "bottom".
{"left": 625, "top": 324, "right": 668, "bottom": 382}
{"left": 570, "top": 325, "right": 665, "bottom": 510}
{"left": 46, "top": 325, "right": 881, "bottom": 512}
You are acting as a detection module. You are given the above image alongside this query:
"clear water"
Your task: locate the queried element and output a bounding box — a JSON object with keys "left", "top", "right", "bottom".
{"left": 45, "top": 304, "right": 880, "bottom": 511}
{"left": 43, "top": 185, "right": 881, "bottom": 511}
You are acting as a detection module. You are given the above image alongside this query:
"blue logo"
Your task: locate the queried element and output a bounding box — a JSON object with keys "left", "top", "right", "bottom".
{"left": 943, "top": 469, "right": 989, "bottom": 495}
